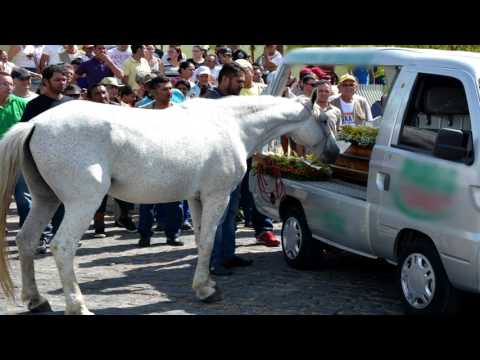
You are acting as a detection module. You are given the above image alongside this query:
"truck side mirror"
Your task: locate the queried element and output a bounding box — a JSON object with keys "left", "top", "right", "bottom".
{"left": 433, "top": 128, "right": 473, "bottom": 164}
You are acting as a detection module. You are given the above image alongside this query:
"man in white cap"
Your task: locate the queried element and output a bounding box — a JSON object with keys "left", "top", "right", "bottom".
{"left": 330, "top": 73, "right": 373, "bottom": 128}
{"left": 235, "top": 59, "right": 266, "bottom": 96}
{"left": 189, "top": 65, "right": 213, "bottom": 98}
{"left": 100, "top": 76, "right": 125, "bottom": 105}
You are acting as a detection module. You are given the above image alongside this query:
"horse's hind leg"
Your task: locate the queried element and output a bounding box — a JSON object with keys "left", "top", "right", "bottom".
{"left": 16, "top": 196, "right": 60, "bottom": 313}
{"left": 49, "top": 199, "right": 103, "bottom": 315}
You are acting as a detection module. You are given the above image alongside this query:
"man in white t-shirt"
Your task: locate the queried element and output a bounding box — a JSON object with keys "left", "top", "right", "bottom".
{"left": 205, "top": 54, "right": 222, "bottom": 83}
{"left": 0, "top": 50, "right": 15, "bottom": 74}
{"left": 108, "top": 45, "right": 132, "bottom": 68}
{"left": 39, "top": 45, "right": 64, "bottom": 72}
{"left": 330, "top": 73, "right": 373, "bottom": 128}
{"left": 256, "top": 45, "right": 283, "bottom": 72}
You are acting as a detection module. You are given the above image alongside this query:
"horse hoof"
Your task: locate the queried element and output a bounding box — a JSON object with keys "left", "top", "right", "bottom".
{"left": 29, "top": 300, "right": 52, "bottom": 314}
{"left": 201, "top": 287, "right": 223, "bottom": 303}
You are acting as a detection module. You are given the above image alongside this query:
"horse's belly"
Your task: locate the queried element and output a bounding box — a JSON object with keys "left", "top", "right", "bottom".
{"left": 109, "top": 179, "right": 198, "bottom": 204}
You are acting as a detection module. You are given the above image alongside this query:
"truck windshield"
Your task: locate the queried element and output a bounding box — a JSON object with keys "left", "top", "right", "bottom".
{"left": 262, "top": 62, "right": 401, "bottom": 155}
{"left": 270, "top": 63, "right": 402, "bottom": 127}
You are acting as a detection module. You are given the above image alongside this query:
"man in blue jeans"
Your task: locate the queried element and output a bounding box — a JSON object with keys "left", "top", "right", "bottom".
{"left": 137, "top": 75, "right": 184, "bottom": 247}
{"left": 138, "top": 203, "right": 184, "bottom": 247}
{"left": 240, "top": 158, "right": 280, "bottom": 247}
{"left": 234, "top": 59, "right": 280, "bottom": 248}
{"left": 206, "top": 63, "right": 253, "bottom": 276}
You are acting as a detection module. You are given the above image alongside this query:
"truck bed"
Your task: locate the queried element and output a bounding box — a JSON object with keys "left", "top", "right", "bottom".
{"left": 283, "top": 177, "right": 368, "bottom": 201}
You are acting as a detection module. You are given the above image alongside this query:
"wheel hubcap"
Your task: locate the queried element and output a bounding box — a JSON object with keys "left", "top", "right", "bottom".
{"left": 401, "top": 253, "right": 436, "bottom": 309}
{"left": 283, "top": 217, "right": 302, "bottom": 260}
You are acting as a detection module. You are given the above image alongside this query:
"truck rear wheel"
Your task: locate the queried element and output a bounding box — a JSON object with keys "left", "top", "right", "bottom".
{"left": 398, "top": 239, "right": 461, "bottom": 315}
{"left": 281, "top": 206, "right": 321, "bottom": 269}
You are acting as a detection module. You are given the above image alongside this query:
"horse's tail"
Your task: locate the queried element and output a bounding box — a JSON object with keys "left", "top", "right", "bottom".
{"left": 0, "top": 122, "right": 35, "bottom": 300}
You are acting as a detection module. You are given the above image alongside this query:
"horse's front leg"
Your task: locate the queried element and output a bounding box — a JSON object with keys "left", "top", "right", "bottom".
{"left": 192, "top": 194, "right": 230, "bottom": 302}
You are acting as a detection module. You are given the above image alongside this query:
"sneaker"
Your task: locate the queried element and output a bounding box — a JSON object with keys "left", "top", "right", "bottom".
{"left": 94, "top": 231, "right": 107, "bottom": 238}
{"left": 166, "top": 238, "right": 184, "bottom": 246}
{"left": 36, "top": 238, "right": 48, "bottom": 255}
{"left": 115, "top": 216, "right": 137, "bottom": 232}
{"left": 256, "top": 231, "right": 280, "bottom": 247}
{"left": 181, "top": 221, "right": 193, "bottom": 231}
{"left": 210, "top": 265, "right": 233, "bottom": 276}
{"left": 222, "top": 255, "right": 253, "bottom": 268}
{"left": 138, "top": 235, "right": 151, "bottom": 248}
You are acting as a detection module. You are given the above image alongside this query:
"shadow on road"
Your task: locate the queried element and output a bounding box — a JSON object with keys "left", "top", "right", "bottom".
{"left": 39, "top": 242, "right": 410, "bottom": 315}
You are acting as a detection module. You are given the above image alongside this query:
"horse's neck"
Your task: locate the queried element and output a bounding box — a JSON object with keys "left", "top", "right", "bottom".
{"left": 233, "top": 99, "right": 305, "bottom": 157}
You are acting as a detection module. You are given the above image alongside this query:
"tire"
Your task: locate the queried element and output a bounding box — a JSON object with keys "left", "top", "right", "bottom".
{"left": 281, "top": 206, "right": 322, "bottom": 269}
{"left": 398, "top": 239, "right": 461, "bottom": 315}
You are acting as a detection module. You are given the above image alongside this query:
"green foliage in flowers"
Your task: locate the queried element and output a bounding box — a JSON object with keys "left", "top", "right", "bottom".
{"left": 337, "top": 125, "right": 379, "bottom": 147}
{"left": 253, "top": 153, "right": 332, "bottom": 181}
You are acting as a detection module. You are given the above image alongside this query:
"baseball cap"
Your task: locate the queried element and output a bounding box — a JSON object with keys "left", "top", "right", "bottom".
{"left": 299, "top": 67, "right": 314, "bottom": 80}
{"left": 235, "top": 59, "right": 253, "bottom": 70}
{"left": 171, "top": 88, "right": 186, "bottom": 104}
{"left": 64, "top": 84, "right": 82, "bottom": 96}
{"left": 100, "top": 77, "right": 125, "bottom": 87}
{"left": 137, "top": 72, "right": 157, "bottom": 84}
{"left": 339, "top": 73, "right": 358, "bottom": 84}
{"left": 302, "top": 74, "right": 317, "bottom": 83}
{"left": 195, "top": 66, "right": 211, "bottom": 76}
{"left": 217, "top": 47, "right": 233, "bottom": 56}
{"left": 11, "top": 68, "right": 32, "bottom": 80}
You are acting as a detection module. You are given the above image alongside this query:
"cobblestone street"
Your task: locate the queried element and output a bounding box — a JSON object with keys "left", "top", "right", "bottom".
{"left": 1, "top": 204, "right": 407, "bottom": 315}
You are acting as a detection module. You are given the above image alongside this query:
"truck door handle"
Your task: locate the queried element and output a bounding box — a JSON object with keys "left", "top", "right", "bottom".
{"left": 376, "top": 172, "right": 390, "bottom": 192}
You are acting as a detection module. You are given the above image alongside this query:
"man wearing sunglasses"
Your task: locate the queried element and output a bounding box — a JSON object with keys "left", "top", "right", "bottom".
{"left": 330, "top": 73, "right": 373, "bottom": 128}
{"left": 301, "top": 74, "right": 319, "bottom": 98}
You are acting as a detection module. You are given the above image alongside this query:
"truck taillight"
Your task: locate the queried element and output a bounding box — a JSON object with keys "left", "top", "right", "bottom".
{"left": 471, "top": 186, "right": 480, "bottom": 211}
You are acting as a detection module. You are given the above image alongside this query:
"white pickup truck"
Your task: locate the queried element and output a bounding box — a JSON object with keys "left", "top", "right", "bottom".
{"left": 250, "top": 47, "right": 480, "bottom": 315}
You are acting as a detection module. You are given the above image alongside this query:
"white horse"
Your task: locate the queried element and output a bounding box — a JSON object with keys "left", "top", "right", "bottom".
{"left": 0, "top": 95, "right": 339, "bottom": 315}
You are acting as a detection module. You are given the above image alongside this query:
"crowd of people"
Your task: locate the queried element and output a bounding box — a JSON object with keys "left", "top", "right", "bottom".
{"left": 0, "top": 44, "right": 383, "bottom": 276}
{"left": 0, "top": 45, "right": 288, "bottom": 277}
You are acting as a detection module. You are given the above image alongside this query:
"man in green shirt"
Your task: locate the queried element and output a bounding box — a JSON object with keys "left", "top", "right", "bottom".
{"left": 0, "top": 71, "right": 36, "bottom": 246}
{"left": 0, "top": 71, "right": 27, "bottom": 138}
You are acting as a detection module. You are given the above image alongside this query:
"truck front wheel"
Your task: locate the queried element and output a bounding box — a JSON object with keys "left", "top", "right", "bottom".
{"left": 398, "top": 240, "right": 461, "bottom": 315}
{"left": 281, "top": 207, "right": 321, "bottom": 269}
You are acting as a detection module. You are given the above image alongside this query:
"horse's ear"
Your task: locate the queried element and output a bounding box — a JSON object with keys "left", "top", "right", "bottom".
{"left": 311, "top": 88, "right": 318, "bottom": 106}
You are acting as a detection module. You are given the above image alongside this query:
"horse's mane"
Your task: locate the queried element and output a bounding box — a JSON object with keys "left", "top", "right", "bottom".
{"left": 178, "top": 95, "right": 302, "bottom": 118}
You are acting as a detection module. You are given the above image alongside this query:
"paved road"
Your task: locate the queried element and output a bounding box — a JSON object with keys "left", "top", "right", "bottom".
{"left": 1, "top": 204, "right": 408, "bottom": 315}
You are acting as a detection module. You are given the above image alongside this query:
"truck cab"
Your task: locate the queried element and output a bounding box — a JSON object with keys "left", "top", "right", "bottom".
{"left": 251, "top": 47, "right": 480, "bottom": 315}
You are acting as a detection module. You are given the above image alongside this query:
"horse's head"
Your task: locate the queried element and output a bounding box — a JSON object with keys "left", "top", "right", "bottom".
{"left": 289, "top": 96, "right": 340, "bottom": 164}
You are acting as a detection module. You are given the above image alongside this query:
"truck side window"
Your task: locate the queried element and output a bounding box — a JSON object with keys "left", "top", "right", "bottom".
{"left": 398, "top": 73, "right": 472, "bottom": 160}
